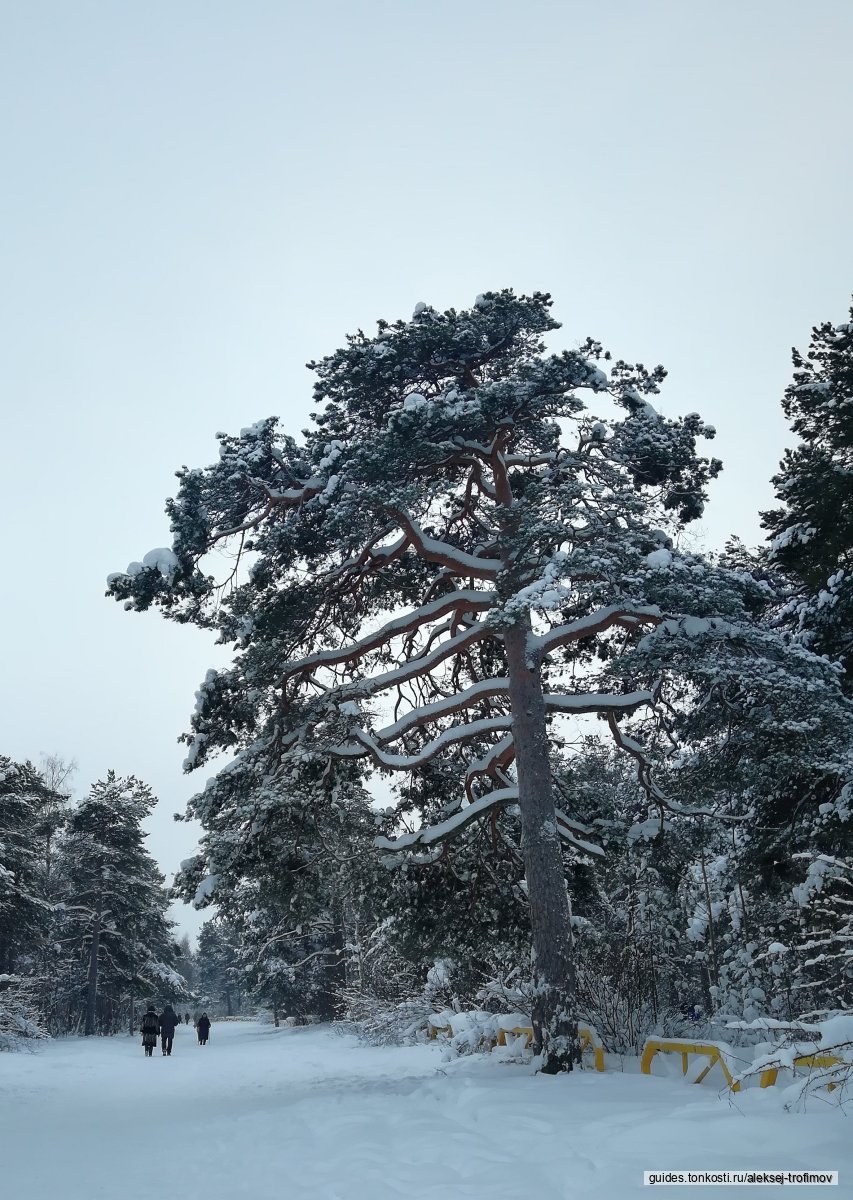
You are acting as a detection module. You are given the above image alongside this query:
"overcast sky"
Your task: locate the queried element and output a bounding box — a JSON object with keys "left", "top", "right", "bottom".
{"left": 2, "top": 0, "right": 851, "bottom": 943}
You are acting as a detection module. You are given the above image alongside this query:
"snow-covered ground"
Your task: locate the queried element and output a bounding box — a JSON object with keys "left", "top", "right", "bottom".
{"left": 2, "top": 1021, "right": 849, "bottom": 1198}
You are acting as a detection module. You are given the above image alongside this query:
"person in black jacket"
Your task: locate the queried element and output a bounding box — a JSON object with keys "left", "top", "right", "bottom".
{"left": 141, "top": 1006, "right": 160, "bottom": 1057}
{"left": 197, "top": 1013, "right": 211, "bottom": 1046}
{"left": 160, "top": 1004, "right": 179, "bottom": 1055}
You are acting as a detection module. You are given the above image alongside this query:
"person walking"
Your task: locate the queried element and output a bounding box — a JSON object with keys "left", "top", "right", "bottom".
{"left": 184, "top": 1012, "right": 191, "bottom": 1027}
{"left": 160, "top": 1003, "right": 179, "bottom": 1056}
{"left": 141, "top": 1006, "right": 160, "bottom": 1058}
{"left": 197, "top": 1013, "right": 211, "bottom": 1046}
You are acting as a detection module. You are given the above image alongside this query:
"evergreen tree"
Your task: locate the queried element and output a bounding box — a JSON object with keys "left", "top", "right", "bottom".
{"left": 0, "top": 759, "right": 54, "bottom": 977}
{"left": 763, "top": 301, "right": 853, "bottom": 684}
{"left": 608, "top": 540, "right": 853, "bottom": 1022}
{"left": 175, "top": 748, "right": 378, "bottom": 1022}
{"left": 62, "top": 772, "right": 180, "bottom": 1035}
{"left": 110, "top": 289, "right": 724, "bottom": 1070}
{"left": 760, "top": 305, "right": 853, "bottom": 1013}
{"left": 32, "top": 755, "right": 75, "bottom": 1031}
{"left": 195, "top": 920, "right": 243, "bottom": 1016}
{"left": 175, "top": 934, "right": 197, "bottom": 995}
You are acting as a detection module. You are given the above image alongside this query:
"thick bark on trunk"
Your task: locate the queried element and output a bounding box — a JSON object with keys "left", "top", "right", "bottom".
{"left": 84, "top": 913, "right": 101, "bottom": 1036}
{"left": 321, "top": 918, "right": 346, "bottom": 1020}
{"left": 503, "top": 618, "right": 578, "bottom": 1073}
{"left": 129, "top": 938, "right": 135, "bottom": 1036}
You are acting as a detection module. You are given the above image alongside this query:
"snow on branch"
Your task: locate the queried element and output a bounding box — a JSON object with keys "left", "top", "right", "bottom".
{"left": 529, "top": 605, "right": 663, "bottom": 661}
{"left": 327, "top": 689, "right": 654, "bottom": 776}
{"left": 465, "top": 734, "right": 515, "bottom": 799}
{"left": 213, "top": 477, "right": 328, "bottom": 542}
{"left": 391, "top": 510, "right": 502, "bottom": 579}
{"left": 346, "top": 621, "right": 497, "bottom": 702}
{"left": 375, "top": 790, "right": 605, "bottom": 859}
{"left": 554, "top": 810, "right": 605, "bottom": 857}
{"left": 375, "top": 677, "right": 511, "bottom": 742}
{"left": 324, "top": 531, "right": 409, "bottom": 586}
{"left": 332, "top": 715, "right": 514, "bottom": 769}
{"left": 375, "top": 787, "right": 520, "bottom": 853}
{"left": 546, "top": 689, "right": 656, "bottom": 716}
{"left": 279, "top": 590, "right": 496, "bottom": 685}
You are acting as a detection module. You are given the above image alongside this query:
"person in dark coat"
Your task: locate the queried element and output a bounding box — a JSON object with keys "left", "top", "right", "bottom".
{"left": 141, "top": 1006, "right": 160, "bottom": 1057}
{"left": 160, "top": 1004, "right": 179, "bottom": 1055}
{"left": 184, "top": 1012, "right": 191, "bottom": 1026}
{"left": 197, "top": 1013, "right": 211, "bottom": 1046}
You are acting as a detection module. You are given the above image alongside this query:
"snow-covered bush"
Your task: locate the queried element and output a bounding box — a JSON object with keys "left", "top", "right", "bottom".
{"left": 0, "top": 974, "right": 47, "bottom": 1051}
{"left": 344, "top": 995, "right": 435, "bottom": 1046}
{"left": 575, "top": 968, "right": 684, "bottom": 1056}
{"left": 342, "top": 930, "right": 465, "bottom": 1046}
{"left": 731, "top": 1014, "right": 853, "bottom": 1109}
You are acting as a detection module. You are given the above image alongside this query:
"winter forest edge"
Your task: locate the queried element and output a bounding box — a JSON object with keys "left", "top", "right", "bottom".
{"left": 3, "top": 289, "right": 853, "bottom": 1095}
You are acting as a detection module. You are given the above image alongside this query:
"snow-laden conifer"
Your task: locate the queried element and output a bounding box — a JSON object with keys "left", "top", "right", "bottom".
{"left": 62, "top": 772, "right": 181, "bottom": 1034}
{"left": 109, "top": 290, "right": 727, "bottom": 1070}
{"left": 763, "top": 303, "right": 853, "bottom": 682}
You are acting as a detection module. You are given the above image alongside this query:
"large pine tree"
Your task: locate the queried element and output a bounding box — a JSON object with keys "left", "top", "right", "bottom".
{"left": 109, "top": 290, "right": 723, "bottom": 1070}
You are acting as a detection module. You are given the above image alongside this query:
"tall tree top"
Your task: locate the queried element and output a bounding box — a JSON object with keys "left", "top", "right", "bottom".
{"left": 109, "top": 289, "right": 721, "bottom": 626}
{"left": 763, "top": 302, "right": 853, "bottom": 679}
{"left": 109, "top": 289, "right": 727, "bottom": 882}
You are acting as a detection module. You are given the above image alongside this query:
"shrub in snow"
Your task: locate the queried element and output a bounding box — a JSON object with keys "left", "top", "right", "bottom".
{"left": 575, "top": 969, "right": 684, "bottom": 1057}
{"left": 0, "top": 975, "right": 47, "bottom": 1051}
{"left": 343, "top": 942, "right": 462, "bottom": 1047}
{"left": 344, "top": 994, "right": 435, "bottom": 1047}
{"left": 730, "top": 1014, "right": 853, "bottom": 1109}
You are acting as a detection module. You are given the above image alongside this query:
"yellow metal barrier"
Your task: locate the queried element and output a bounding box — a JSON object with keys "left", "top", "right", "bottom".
{"left": 496, "top": 1024, "right": 531, "bottom": 1048}
{"left": 496, "top": 1024, "right": 606, "bottom": 1071}
{"left": 426, "top": 1022, "right": 495, "bottom": 1050}
{"left": 758, "top": 1053, "right": 842, "bottom": 1090}
{"left": 641, "top": 1039, "right": 741, "bottom": 1092}
{"left": 427, "top": 1016, "right": 845, "bottom": 1092}
{"left": 430, "top": 1017, "right": 606, "bottom": 1070}
{"left": 432, "top": 1023, "right": 841, "bottom": 1092}
{"left": 642, "top": 1038, "right": 845, "bottom": 1094}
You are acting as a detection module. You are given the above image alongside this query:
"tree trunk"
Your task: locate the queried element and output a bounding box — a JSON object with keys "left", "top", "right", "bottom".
{"left": 84, "top": 912, "right": 101, "bottom": 1036}
{"left": 503, "top": 617, "right": 578, "bottom": 1073}
{"left": 129, "top": 938, "right": 135, "bottom": 1037}
{"left": 321, "top": 916, "right": 346, "bottom": 1020}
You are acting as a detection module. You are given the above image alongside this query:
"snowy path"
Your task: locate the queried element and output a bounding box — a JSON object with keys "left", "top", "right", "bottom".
{"left": 2, "top": 1022, "right": 849, "bottom": 1199}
